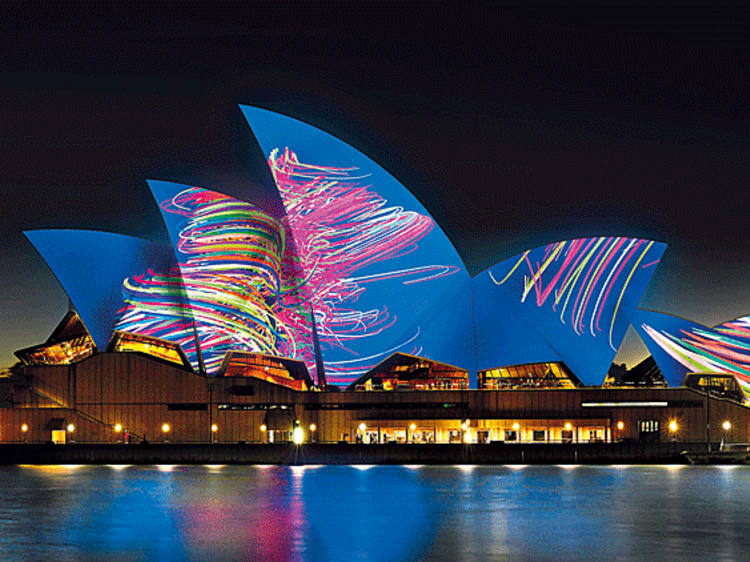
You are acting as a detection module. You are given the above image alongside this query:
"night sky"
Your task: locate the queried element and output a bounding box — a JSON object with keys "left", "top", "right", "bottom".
{"left": 2, "top": 1, "right": 750, "bottom": 371}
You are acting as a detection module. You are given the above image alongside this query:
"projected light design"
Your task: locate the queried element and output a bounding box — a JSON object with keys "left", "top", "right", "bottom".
{"left": 115, "top": 173, "right": 460, "bottom": 382}
{"left": 491, "top": 237, "right": 658, "bottom": 349}
{"left": 244, "top": 106, "right": 472, "bottom": 385}
{"left": 473, "top": 237, "right": 665, "bottom": 386}
{"left": 25, "top": 107, "right": 671, "bottom": 388}
{"left": 637, "top": 314, "right": 750, "bottom": 398}
{"left": 268, "top": 148, "right": 461, "bottom": 382}
{"left": 117, "top": 186, "right": 314, "bottom": 375}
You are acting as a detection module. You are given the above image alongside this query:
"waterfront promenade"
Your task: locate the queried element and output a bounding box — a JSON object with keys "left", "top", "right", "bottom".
{"left": 0, "top": 441, "right": 708, "bottom": 465}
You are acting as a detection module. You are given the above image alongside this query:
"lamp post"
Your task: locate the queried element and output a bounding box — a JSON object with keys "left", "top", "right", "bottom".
{"left": 668, "top": 420, "right": 678, "bottom": 442}
{"left": 162, "top": 423, "right": 170, "bottom": 443}
{"left": 211, "top": 424, "right": 218, "bottom": 443}
{"left": 410, "top": 423, "right": 416, "bottom": 443}
{"left": 721, "top": 420, "right": 731, "bottom": 450}
{"left": 67, "top": 423, "right": 75, "bottom": 443}
{"left": 21, "top": 423, "right": 28, "bottom": 444}
{"left": 462, "top": 420, "right": 471, "bottom": 444}
{"left": 293, "top": 420, "right": 303, "bottom": 445}
{"left": 260, "top": 424, "right": 267, "bottom": 443}
{"left": 309, "top": 423, "right": 316, "bottom": 443}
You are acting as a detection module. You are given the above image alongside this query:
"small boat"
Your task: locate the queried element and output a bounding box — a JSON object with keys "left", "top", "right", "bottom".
{"left": 683, "top": 443, "right": 750, "bottom": 465}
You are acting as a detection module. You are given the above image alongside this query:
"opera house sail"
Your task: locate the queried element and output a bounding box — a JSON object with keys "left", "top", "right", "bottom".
{"left": 11, "top": 106, "right": 750, "bottom": 451}
{"left": 21, "top": 108, "right": 673, "bottom": 390}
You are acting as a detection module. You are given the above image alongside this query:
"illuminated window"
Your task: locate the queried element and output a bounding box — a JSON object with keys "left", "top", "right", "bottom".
{"left": 479, "top": 362, "right": 579, "bottom": 390}
{"left": 110, "top": 332, "right": 188, "bottom": 367}
{"left": 639, "top": 420, "right": 659, "bottom": 433}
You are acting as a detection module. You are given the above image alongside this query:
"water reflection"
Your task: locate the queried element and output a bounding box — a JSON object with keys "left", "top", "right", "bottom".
{"left": 1, "top": 465, "right": 750, "bottom": 561}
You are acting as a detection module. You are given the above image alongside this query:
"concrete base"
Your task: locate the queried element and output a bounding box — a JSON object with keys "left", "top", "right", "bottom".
{"left": 0, "top": 441, "right": 712, "bottom": 465}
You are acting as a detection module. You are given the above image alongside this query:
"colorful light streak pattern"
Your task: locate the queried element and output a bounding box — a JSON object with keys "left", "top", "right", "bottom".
{"left": 116, "top": 168, "right": 459, "bottom": 384}
{"left": 490, "top": 237, "right": 659, "bottom": 350}
{"left": 635, "top": 311, "right": 750, "bottom": 398}
{"left": 117, "top": 185, "right": 314, "bottom": 375}
{"left": 473, "top": 237, "right": 665, "bottom": 385}
{"left": 269, "top": 148, "right": 461, "bottom": 383}
{"left": 26, "top": 109, "right": 670, "bottom": 389}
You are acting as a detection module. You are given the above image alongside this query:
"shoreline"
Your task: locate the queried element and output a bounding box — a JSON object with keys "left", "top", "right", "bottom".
{"left": 0, "top": 442, "right": 714, "bottom": 466}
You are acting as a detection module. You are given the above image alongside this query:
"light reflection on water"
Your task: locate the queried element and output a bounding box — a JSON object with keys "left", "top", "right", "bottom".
{"left": 1, "top": 465, "right": 750, "bottom": 561}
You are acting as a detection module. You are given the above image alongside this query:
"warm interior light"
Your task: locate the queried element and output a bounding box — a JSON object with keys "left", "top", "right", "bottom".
{"left": 723, "top": 421, "right": 732, "bottom": 431}
{"left": 211, "top": 424, "right": 218, "bottom": 432}
{"left": 114, "top": 424, "right": 122, "bottom": 433}
{"left": 668, "top": 420, "right": 678, "bottom": 433}
{"left": 293, "top": 425, "right": 303, "bottom": 445}
{"left": 463, "top": 429, "right": 472, "bottom": 444}
{"left": 67, "top": 424, "right": 75, "bottom": 433}
{"left": 162, "top": 423, "right": 170, "bottom": 433}
{"left": 617, "top": 421, "right": 624, "bottom": 430}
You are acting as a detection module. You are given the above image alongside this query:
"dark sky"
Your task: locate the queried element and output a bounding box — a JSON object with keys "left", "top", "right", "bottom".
{"left": 2, "top": 1, "right": 750, "bottom": 369}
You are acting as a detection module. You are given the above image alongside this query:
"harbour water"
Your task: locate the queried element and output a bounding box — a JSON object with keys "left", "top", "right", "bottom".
{"left": 1, "top": 464, "right": 749, "bottom": 561}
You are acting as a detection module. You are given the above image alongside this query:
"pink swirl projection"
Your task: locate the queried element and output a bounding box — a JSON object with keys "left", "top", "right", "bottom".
{"left": 270, "top": 148, "right": 460, "bottom": 383}
{"left": 117, "top": 153, "right": 459, "bottom": 383}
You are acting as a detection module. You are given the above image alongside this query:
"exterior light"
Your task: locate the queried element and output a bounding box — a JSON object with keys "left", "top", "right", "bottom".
{"left": 513, "top": 422, "right": 520, "bottom": 431}
{"left": 359, "top": 423, "right": 366, "bottom": 432}
{"left": 461, "top": 421, "right": 469, "bottom": 431}
{"left": 309, "top": 424, "right": 316, "bottom": 432}
{"left": 723, "top": 421, "right": 732, "bottom": 431}
{"left": 463, "top": 429, "right": 472, "bottom": 444}
{"left": 114, "top": 424, "right": 123, "bottom": 433}
{"left": 260, "top": 424, "right": 267, "bottom": 432}
{"left": 668, "top": 420, "right": 678, "bottom": 433}
{"left": 617, "top": 421, "right": 624, "bottom": 430}
{"left": 211, "top": 424, "right": 218, "bottom": 433}
{"left": 21, "top": 424, "right": 28, "bottom": 432}
{"left": 162, "top": 423, "right": 170, "bottom": 433}
{"left": 293, "top": 425, "right": 303, "bottom": 445}
{"left": 410, "top": 423, "right": 416, "bottom": 431}
{"left": 565, "top": 423, "right": 572, "bottom": 430}
{"left": 67, "top": 424, "right": 75, "bottom": 433}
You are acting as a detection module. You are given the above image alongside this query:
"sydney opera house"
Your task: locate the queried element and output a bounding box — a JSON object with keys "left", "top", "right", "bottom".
{"left": 2, "top": 107, "right": 749, "bottom": 448}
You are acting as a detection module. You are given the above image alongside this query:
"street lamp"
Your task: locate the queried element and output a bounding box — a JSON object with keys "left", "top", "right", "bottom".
{"left": 668, "top": 420, "right": 678, "bottom": 441}
{"left": 309, "top": 423, "right": 316, "bottom": 442}
{"left": 293, "top": 421, "right": 303, "bottom": 445}
{"left": 721, "top": 420, "right": 732, "bottom": 450}
{"left": 162, "top": 423, "right": 170, "bottom": 443}
{"left": 211, "top": 424, "right": 218, "bottom": 443}
{"left": 462, "top": 421, "right": 471, "bottom": 444}
{"left": 21, "top": 423, "right": 28, "bottom": 443}
{"left": 260, "top": 424, "right": 267, "bottom": 443}
{"left": 410, "top": 423, "right": 416, "bottom": 443}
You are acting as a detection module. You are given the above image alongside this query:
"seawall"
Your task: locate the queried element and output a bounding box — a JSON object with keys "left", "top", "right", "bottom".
{"left": 0, "top": 441, "right": 707, "bottom": 465}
